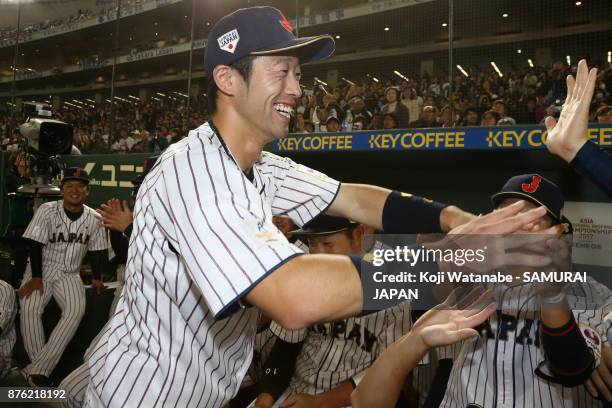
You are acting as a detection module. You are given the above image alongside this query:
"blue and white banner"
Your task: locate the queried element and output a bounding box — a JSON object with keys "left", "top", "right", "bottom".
{"left": 271, "top": 125, "right": 612, "bottom": 153}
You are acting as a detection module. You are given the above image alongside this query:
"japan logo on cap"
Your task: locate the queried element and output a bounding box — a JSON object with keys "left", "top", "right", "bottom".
{"left": 217, "top": 29, "right": 240, "bottom": 54}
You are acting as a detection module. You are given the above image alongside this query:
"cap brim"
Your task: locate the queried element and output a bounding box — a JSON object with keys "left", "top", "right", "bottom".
{"left": 61, "top": 177, "right": 89, "bottom": 184}
{"left": 251, "top": 35, "right": 335, "bottom": 64}
{"left": 290, "top": 226, "right": 350, "bottom": 237}
{"left": 491, "top": 192, "right": 560, "bottom": 222}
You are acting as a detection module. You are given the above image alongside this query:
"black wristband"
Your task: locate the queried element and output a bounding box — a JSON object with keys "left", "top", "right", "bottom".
{"left": 541, "top": 315, "right": 594, "bottom": 386}
{"left": 382, "top": 191, "right": 447, "bottom": 233}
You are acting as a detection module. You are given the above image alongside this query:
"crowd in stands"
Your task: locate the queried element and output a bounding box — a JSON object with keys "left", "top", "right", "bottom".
{"left": 297, "top": 61, "right": 612, "bottom": 133}
{"left": 1, "top": 62, "right": 611, "bottom": 154}
{"left": 0, "top": 0, "right": 148, "bottom": 47}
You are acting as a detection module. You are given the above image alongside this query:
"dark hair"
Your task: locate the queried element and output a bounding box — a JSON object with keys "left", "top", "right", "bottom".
{"left": 207, "top": 55, "right": 257, "bottom": 115}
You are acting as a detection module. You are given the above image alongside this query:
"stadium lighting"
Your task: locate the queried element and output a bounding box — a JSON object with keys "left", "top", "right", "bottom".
{"left": 372, "top": 77, "right": 380, "bottom": 83}
{"left": 502, "top": 13, "right": 509, "bottom": 18}
{"left": 341, "top": 77, "right": 355, "bottom": 86}
{"left": 105, "top": 99, "right": 112, "bottom": 103}
{"left": 384, "top": 27, "right": 390, "bottom": 31}
{"left": 152, "top": 97, "right": 161, "bottom": 101}
{"left": 528, "top": 59, "right": 534, "bottom": 68}
{"left": 575, "top": 1, "right": 582, "bottom": 5}
{"left": 128, "top": 95, "right": 140, "bottom": 100}
{"left": 335, "top": 35, "right": 340, "bottom": 39}
{"left": 314, "top": 77, "right": 328, "bottom": 87}
{"left": 566, "top": 55, "right": 571, "bottom": 65}
{"left": 456, "top": 65, "right": 469, "bottom": 77}
{"left": 517, "top": 49, "right": 522, "bottom": 54}
{"left": 157, "top": 92, "right": 166, "bottom": 97}
{"left": 490, "top": 61, "right": 503, "bottom": 77}
{"left": 393, "top": 70, "right": 408, "bottom": 81}
{"left": 608, "top": 51, "right": 611, "bottom": 63}
{"left": 442, "top": 23, "right": 448, "bottom": 27}
{"left": 86, "top": 98, "right": 95, "bottom": 103}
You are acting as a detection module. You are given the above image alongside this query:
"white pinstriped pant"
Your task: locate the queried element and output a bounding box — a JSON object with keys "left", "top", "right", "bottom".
{"left": 20, "top": 270, "right": 86, "bottom": 377}
{"left": 60, "top": 276, "right": 124, "bottom": 408}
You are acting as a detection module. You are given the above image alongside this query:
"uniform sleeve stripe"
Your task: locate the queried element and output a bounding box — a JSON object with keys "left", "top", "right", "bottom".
{"left": 214, "top": 253, "right": 304, "bottom": 320}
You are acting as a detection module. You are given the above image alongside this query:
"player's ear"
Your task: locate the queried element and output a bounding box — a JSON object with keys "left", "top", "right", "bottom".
{"left": 213, "top": 65, "right": 239, "bottom": 97}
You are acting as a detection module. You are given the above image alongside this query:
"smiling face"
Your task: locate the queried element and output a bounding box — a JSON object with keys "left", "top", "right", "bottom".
{"left": 231, "top": 55, "right": 302, "bottom": 141}
{"left": 61, "top": 180, "right": 89, "bottom": 208}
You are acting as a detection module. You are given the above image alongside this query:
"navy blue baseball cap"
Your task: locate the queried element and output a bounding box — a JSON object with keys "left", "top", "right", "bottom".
{"left": 291, "top": 215, "right": 358, "bottom": 237}
{"left": 491, "top": 174, "right": 563, "bottom": 223}
{"left": 204, "top": 6, "right": 335, "bottom": 77}
{"left": 61, "top": 167, "right": 90, "bottom": 185}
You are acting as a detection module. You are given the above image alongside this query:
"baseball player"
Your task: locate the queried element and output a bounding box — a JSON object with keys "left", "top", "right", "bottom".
{"left": 84, "top": 7, "right": 555, "bottom": 407}
{"left": 0, "top": 279, "right": 16, "bottom": 380}
{"left": 261, "top": 216, "right": 413, "bottom": 408}
{"left": 437, "top": 175, "right": 611, "bottom": 408}
{"left": 59, "top": 157, "right": 157, "bottom": 408}
{"left": 19, "top": 167, "right": 109, "bottom": 387}
{"left": 351, "top": 181, "right": 610, "bottom": 408}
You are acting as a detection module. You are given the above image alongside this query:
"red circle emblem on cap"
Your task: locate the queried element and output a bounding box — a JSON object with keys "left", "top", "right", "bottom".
{"left": 228, "top": 44, "right": 233, "bottom": 49}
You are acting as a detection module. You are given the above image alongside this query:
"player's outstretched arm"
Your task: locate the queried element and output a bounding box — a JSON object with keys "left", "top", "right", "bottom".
{"left": 545, "top": 59, "right": 612, "bottom": 196}
{"left": 247, "top": 201, "right": 551, "bottom": 330}
{"left": 327, "top": 183, "right": 473, "bottom": 233}
{"left": 351, "top": 291, "right": 496, "bottom": 408}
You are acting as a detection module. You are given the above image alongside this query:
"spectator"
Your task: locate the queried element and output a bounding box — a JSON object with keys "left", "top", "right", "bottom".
{"left": 439, "top": 107, "right": 461, "bottom": 128}
{"left": 381, "top": 87, "right": 410, "bottom": 128}
{"left": 343, "top": 96, "right": 372, "bottom": 131}
{"left": 462, "top": 108, "right": 480, "bottom": 126}
{"left": 382, "top": 113, "right": 398, "bottom": 130}
{"left": 325, "top": 116, "right": 341, "bottom": 133}
{"left": 401, "top": 86, "right": 422, "bottom": 125}
{"left": 410, "top": 105, "right": 438, "bottom": 128}
{"left": 482, "top": 110, "right": 501, "bottom": 126}
{"left": 595, "top": 105, "right": 612, "bottom": 123}
{"left": 516, "top": 96, "right": 538, "bottom": 124}
{"left": 303, "top": 121, "right": 315, "bottom": 133}
{"left": 295, "top": 112, "right": 306, "bottom": 133}
{"left": 491, "top": 99, "right": 515, "bottom": 123}
{"left": 353, "top": 116, "right": 369, "bottom": 131}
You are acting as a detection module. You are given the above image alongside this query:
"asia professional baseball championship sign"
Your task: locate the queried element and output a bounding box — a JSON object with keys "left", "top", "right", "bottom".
{"left": 271, "top": 124, "right": 612, "bottom": 153}
{"left": 564, "top": 201, "right": 612, "bottom": 268}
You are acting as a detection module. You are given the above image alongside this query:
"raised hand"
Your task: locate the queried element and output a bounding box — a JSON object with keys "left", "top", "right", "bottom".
{"left": 96, "top": 198, "right": 133, "bottom": 232}
{"left": 545, "top": 59, "right": 598, "bottom": 162}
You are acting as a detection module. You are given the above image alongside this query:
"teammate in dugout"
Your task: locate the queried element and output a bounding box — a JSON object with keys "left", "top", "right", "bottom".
{"left": 351, "top": 174, "right": 612, "bottom": 408}
{"left": 18, "top": 167, "right": 110, "bottom": 387}
{"left": 231, "top": 215, "right": 413, "bottom": 408}
{"left": 59, "top": 156, "right": 158, "bottom": 408}
{"left": 84, "top": 7, "right": 563, "bottom": 407}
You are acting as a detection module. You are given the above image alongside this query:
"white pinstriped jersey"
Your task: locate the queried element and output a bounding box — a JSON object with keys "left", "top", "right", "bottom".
{"left": 441, "top": 280, "right": 611, "bottom": 408}
{"left": 85, "top": 122, "right": 341, "bottom": 407}
{"left": 0, "top": 280, "right": 16, "bottom": 378}
{"left": 22, "top": 201, "right": 109, "bottom": 276}
{"left": 274, "top": 302, "right": 412, "bottom": 396}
